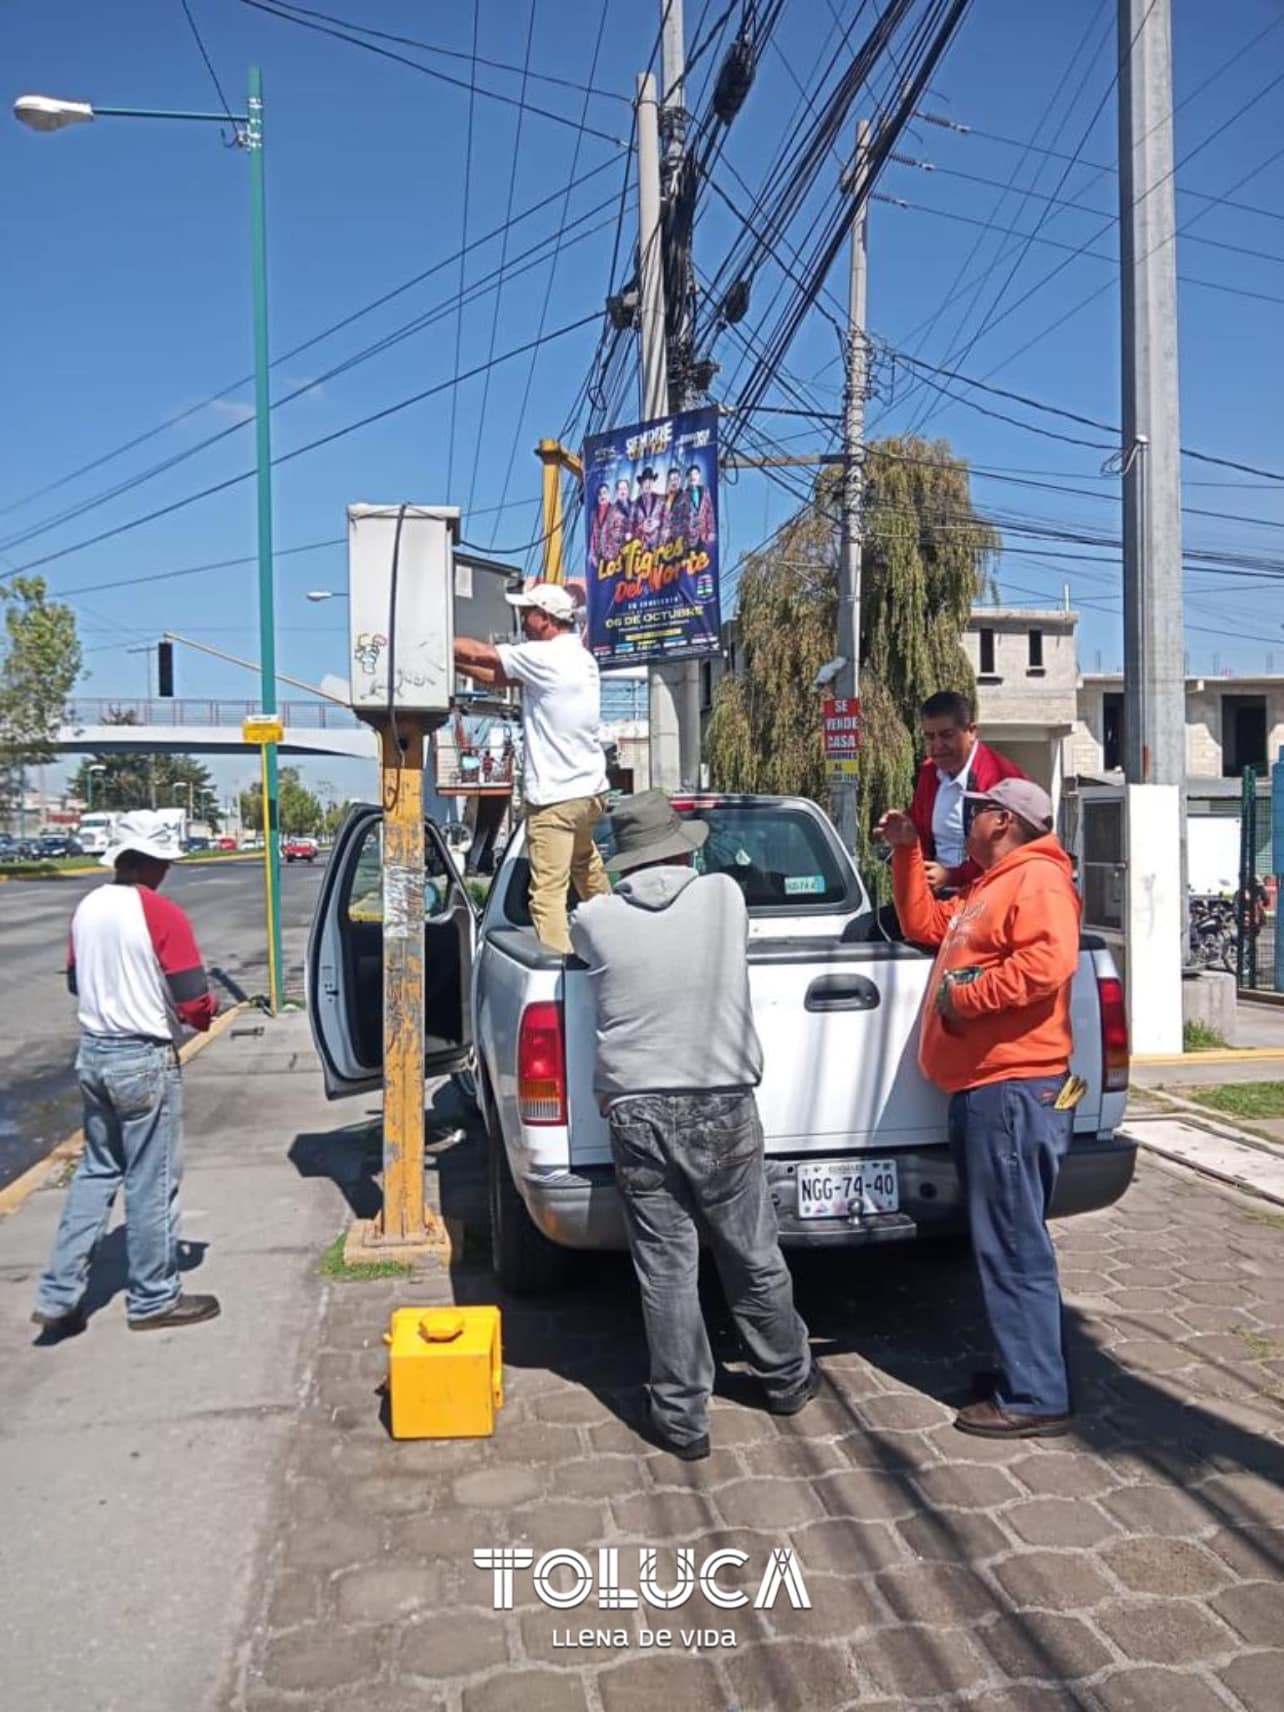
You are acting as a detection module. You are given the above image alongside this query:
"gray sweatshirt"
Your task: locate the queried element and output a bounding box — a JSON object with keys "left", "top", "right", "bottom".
{"left": 569, "top": 866, "right": 764, "bottom": 1105}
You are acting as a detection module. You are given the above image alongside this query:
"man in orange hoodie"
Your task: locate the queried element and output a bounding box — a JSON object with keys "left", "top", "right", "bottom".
{"left": 877, "top": 778, "right": 1080, "bottom": 1439}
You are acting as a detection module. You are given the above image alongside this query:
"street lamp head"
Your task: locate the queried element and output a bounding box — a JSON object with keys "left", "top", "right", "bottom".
{"left": 14, "top": 95, "right": 95, "bottom": 132}
{"left": 305, "top": 590, "right": 334, "bottom": 603}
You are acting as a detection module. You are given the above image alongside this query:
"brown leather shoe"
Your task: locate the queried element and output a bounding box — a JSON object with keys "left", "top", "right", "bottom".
{"left": 954, "top": 1399, "right": 1071, "bottom": 1439}
{"left": 128, "top": 1293, "right": 221, "bottom": 1331}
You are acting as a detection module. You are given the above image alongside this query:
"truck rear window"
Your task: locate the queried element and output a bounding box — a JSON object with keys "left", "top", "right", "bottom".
{"left": 498, "top": 801, "right": 856, "bottom": 926}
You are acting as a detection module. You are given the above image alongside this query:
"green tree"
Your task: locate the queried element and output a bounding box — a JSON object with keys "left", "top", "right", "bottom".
{"left": 70, "top": 731, "right": 221, "bottom": 829}
{"left": 0, "top": 576, "right": 82, "bottom": 811}
{"left": 706, "top": 436, "right": 999, "bottom": 875}
{"left": 240, "top": 766, "right": 324, "bottom": 837}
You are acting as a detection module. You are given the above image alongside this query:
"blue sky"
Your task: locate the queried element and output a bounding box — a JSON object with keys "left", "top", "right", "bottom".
{"left": 3, "top": 0, "right": 1283, "bottom": 803}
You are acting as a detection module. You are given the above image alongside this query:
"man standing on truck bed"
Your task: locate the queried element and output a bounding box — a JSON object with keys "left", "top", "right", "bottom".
{"left": 570, "top": 791, "right": 818, "bottom": 1461}
{"left": 911, "top": 690, "right": 1026, "bottom": 893}
{"left": 454, "top": 582, "right": 609, "bottom": 956}
{"left": 877, "top": 779, "right": 1080, "bottom": 1439}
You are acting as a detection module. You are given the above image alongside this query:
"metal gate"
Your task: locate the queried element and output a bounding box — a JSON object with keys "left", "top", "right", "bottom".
{"left": 1236, "top": 766, "right": 1276, "bottom": 991}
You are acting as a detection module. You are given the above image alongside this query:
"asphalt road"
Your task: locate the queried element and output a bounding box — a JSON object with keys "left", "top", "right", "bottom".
{"left": 0, "top": 857, "right": 328, "bottom": 1190}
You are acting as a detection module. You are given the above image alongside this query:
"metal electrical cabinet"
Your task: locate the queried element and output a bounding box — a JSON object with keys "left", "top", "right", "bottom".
{"left": 347, "top": 504, "right": 460, "bottom": 716}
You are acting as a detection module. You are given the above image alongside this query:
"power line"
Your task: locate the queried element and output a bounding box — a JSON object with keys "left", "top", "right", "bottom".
{"left": 879, "top": 192, "right": 1284, "bottom": 309}
{"left": 907, "top": 61, "right": 1284, "bottom": 433}
{"left": 0, "top": 153, "right": 622, "bottom": 526}
{"left": 465, "top": 0, "right": 539, "bottom": 523}
{"left": 951, "top": 122, "right": 1284, "bottom": 227}
{"left": 250, "top": 0, "right": 631, "bottom": 104}
{"left": 446, "top": 1, "right": 480, "bottom": 500}
{"left": 900, "top": 0, "right": 1114, "bottom": 437}
{"left": 0, "top": 192, "right": 623, "bottom": 559}
{"left": 239, "top": 0, "right": 631, "bottom": 145}
{"left": 177, "top": 0, "right": 234, "bottom": 119}
{"left": 488, "top": 0, "right": 612, "bottom": 549}
{"left": 7, "top": 311, "right": 600, "bottom": 578}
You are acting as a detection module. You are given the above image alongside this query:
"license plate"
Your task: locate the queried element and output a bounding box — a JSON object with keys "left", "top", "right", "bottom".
{"left": 796, "top": 1159, "right": 899, "bottom": 1219}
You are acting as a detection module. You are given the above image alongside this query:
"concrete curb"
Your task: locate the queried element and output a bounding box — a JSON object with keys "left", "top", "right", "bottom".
{"left": 0, "top": 1002, "right": 249, "bottom": 1220}
{"left": 1132, "top": 1047, "right": 1284, "bottom": 1066}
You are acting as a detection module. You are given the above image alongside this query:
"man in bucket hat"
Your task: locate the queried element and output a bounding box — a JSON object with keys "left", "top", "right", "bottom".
{"left": 32, "top": 810, "right": 221, "bottom": 1338}
{"left": 455, "top": 582, "right": 609, "bottom": 955}
{"left": 877, "top": 777, "right": 1081, "bottom": 1438}
{"left": 570, "top": 791, "right": 817, "bottom": 1459}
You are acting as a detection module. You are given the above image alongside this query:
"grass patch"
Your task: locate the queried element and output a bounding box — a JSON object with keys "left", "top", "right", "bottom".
{"left": 319, "top": 1230, "right": 412, "bottom": 1282}
{"left": 1189, "top": 1081, "right": 1284, "bottom": 1121}
{"left": 1184, "top": 1019, "right": 1229, "bottom": 1052}
{"left": 1236, "top": 1325, "right": 1284, "bottom": 1361}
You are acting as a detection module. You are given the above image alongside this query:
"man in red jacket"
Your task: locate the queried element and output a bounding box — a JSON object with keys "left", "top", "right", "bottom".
{"left": 910, "top": 690, "right": 1026, "bottom": 893}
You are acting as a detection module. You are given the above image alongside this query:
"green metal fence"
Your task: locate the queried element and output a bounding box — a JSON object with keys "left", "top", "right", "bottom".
{"left": 1236, "top": 766, "right": 1276, "bottom": 992}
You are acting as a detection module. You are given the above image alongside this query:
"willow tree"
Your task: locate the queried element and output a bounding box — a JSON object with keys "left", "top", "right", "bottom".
{"left": 706, "top": 435, "right": 998, "bottom": 873}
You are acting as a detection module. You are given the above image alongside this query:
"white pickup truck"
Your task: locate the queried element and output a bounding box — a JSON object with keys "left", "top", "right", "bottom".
{"left": 307, "top": 794, "right": 1134, "bottom": 1294}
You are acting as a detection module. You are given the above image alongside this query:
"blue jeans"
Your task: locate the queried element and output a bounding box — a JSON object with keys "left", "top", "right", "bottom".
{"left": 35, "top": 1036, "right": 184, "bottom": 1324}
{"left": 948, "top": 1076, "right": 1074, "bottom": 1417}
{"left": 608, "top": 1091, "right": 812, "bottom": 1446}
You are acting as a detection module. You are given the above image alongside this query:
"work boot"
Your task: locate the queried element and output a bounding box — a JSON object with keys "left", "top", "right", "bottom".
{"left": 31, "top": 1306, "right": 87, "bottom": 1340}
{"left": 128, "top": 1293, "right": 221, "bottom": 1332}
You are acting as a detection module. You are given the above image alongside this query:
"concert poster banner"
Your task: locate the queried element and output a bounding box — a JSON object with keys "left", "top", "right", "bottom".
{"left": 582, "top": 406, "right": 722, "bottom": 670}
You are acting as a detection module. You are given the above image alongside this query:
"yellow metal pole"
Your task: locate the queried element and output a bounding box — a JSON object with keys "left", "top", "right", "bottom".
{"left": 259, "top": 739, "right": 280, "bottom": 1012}
{"left": 536, "top": 439, "right": 566, "bottom": 583}
{"left": 379, "top": 717, "right": 428, "bottom": 1243}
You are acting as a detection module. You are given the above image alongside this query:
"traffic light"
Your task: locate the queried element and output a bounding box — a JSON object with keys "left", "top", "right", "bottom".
{"left": 158, "top": 640, "right": 174, "bottom": 698}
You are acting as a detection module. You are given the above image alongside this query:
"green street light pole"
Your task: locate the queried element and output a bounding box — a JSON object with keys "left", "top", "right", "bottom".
{"left": 14, "top": 71, "right": 283, "bottom": 1011}
{"left": 247, "top": 67, "right": 284, "bottom": 1012}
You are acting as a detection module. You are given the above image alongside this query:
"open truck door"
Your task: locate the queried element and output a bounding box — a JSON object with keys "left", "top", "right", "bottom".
{"left": 307, "top": 804, "right": 477, "bottom": 1097}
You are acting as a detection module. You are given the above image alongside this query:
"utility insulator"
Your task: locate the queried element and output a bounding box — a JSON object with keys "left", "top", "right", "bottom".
{"left": 157, "top": 640, "right": 174, "bottom": 698}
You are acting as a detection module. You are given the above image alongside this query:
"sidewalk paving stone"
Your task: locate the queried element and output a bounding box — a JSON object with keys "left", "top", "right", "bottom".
{"left": 5, "top": 1016, "right": 1284, "bottom": 1712}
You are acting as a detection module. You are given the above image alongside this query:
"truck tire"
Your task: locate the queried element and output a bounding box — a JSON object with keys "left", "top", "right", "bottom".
{"left": 484, "top": 1095, "right": 574, "bottom": 1296}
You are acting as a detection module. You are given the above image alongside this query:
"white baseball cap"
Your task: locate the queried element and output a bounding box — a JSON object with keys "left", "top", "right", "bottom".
{"left": 101, "top": 810, "right": 184, "bottom": 868}
{"left": 505, "top": 582, "right": 579, "bottom": 624}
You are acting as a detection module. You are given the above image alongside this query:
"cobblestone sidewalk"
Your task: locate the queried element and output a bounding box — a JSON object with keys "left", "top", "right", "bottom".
{"left": 230, "top": 1146, "right": 1284, "bottom": 1712}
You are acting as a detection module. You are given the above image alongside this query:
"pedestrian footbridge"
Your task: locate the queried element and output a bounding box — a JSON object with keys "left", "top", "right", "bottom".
{"left": 55, "top": 699, "right": 377, "bottom": 760}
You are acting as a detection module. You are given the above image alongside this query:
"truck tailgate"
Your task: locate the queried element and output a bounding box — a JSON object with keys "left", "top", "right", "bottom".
{"left": 565, "top": 939, "right": 1107, "bottom": 1167}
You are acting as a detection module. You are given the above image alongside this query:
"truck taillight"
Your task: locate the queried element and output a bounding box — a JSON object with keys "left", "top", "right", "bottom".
{"left": 1098, "top": 975, "right": 1129, "bottom": 1092}
{"left": 518, "top": 1001, "right": 567, "bottom": 1125}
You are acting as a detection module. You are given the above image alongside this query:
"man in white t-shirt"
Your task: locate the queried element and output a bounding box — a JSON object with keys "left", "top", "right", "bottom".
{"left": 454, "top": 582, "right": 610, "bottom": 954}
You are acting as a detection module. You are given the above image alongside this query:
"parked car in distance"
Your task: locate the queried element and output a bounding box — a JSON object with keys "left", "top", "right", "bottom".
{"left": 37, "top": 833, "right": 83, "bottom": 859}
{"left": 0, "top": 833, "right": 18, "bottom": 860}
{"left": 217, "top": 835, "right": 239, "bottom": 851}
{"left": 284, "top": 835, "right": 318, "bottom": 864}
{"left": 186, "top": 835, "right": 212, "bottom": 853}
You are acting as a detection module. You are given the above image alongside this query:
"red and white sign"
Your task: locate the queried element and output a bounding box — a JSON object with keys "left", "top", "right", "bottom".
{"left": 822, "top": 696, "right": 862, "bottom": 778}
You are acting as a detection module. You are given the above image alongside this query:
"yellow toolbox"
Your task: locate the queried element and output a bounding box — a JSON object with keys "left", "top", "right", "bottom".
{"left": 384, "top": 1306, "right": 503, "bottom": 1439}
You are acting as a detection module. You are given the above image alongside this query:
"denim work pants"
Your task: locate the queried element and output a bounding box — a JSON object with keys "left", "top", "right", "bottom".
{"left": 35, "top": 1035, "right": 184, "bottom": 1324}
{"left": 608, "top": 1091, "right": 811, "bottom": 1446}
{"left": 948, "top": 1076, "right": 1075, "bottom": 1417}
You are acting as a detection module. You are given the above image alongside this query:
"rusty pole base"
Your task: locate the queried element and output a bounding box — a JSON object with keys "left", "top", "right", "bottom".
{"left": 343, "top": 1206, "right": 453, "bottom": 1268}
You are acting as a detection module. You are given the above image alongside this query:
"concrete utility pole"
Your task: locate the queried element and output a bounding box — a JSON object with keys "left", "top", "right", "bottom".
{"left": 832, "top": 120, "right": 870, "bottom": 855}
{"left": 1119, "top": 0, "right": 1184, "bottom": 791}
{"left": 1118, "top": 0, "right": 1186, "bottom": 1051}
{"left": 659, "top": 0, "right": 704, "bottom": 788}
{"left": 637, "top": 70, "right": 682, "bottom": 792}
